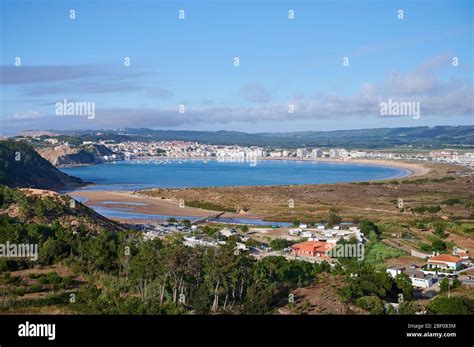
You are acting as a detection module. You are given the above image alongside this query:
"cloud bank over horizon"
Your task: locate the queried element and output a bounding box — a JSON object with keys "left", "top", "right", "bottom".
{"left": 0, "top": 1, "right": 472, "bottom": 135}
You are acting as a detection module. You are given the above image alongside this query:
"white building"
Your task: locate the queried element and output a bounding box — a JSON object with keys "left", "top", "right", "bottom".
{"left": 288, "top": 228, "right": 302, "bottom": 236}
{"left": 386, "top": 266, "right": 434, "bottom": 288}
{"left": 406, "top": 270, "right": 434, "bottom": 288}
{"left": 329, "top": 149, "right": 339, "bottom": 158}
{"left": 452, "top": 248, "right": 470, "bottom": 260}
{"left": 427, "top": 254, "right": 463, "bottom": 270}
{"left": 386, "top": 265, "right": 405, "bottom": 278}
{"left": 312, "top": 149, "right": 324, "bottom": 158}
{"left": 220, "top": 228, "right": 237, "bottom": 238}
{"left": 296, "top": 148, "right": 308, "bottom": 158}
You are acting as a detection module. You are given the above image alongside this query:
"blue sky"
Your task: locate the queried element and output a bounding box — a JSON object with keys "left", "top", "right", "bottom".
{"left": 0, "top": 0, "right": 473, "bottom": 135}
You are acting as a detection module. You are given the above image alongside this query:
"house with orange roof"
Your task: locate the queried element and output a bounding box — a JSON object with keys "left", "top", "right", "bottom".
{"left": 291, "top": 241, "right": 334, "bottom": 258}
{"left": 427, "top": 254, "right": 463, "bottom": 270}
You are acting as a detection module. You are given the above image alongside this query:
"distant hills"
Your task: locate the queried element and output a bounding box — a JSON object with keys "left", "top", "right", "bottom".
{"left": 0, "top": 140, "right": 85, "bottom": 190}
{"left": 48, "top": 125, "right": 473, "bottom": 149}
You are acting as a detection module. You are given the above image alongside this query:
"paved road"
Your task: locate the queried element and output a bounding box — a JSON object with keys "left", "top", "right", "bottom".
{"left": 456, "top": 265, "right": 474, "bottom": 274}
{"left": 460, "top": 279, "right": 474, "bottom": 286}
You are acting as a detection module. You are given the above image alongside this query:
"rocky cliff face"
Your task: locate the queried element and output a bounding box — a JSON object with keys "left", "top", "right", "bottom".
{"left": 38, "top": 144, "right": 117, "bottom": 167}
{"left": 0, "top": 140, "right": 85, "bottom": 190}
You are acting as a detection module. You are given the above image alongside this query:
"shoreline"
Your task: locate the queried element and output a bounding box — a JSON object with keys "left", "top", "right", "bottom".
{"left": 67, "top": 159, "right": 430, "bottom": 223}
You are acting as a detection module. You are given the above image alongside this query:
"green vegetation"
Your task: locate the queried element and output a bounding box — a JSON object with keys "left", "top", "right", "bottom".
{"left": 338, "top": 269, "right": 409, "bottom": 315}
{"left": 412, "top": 205, "right": 442, "bottom": 214}
{"left": 185, "top": 200, "right": 236, "bottom": 213}
{"left": 427, "top": 296, "right": 474, "bottom": 315}
{"left": 419, "top": 237, "right": 447, "bottom": 252}
{"left": 433, "top": 222, "right": 447, "bottom": 238}
{"left": 439, "top": 278, "right": 462, "bottom": 293}
{"left": 359, "top": 220, "right": 380, "bottom": 241}
{"left": 328, "top": 209, "right": 342, "bottom": 226}
{"left": 1, "top": 185, "right": 471, "bottom": 315}
{"left": 431, "top": 176, "right": 456, "bottom": 183}
{"left": 364, "top": 242, "right": 404, "bottom": 269}
{"left": 0, "top": 185, "right": 327, "bottom": 314}
{"left": 0, "top": 140, "right": 83, "bottom": 189}
{"left": 269, "top": 238, "right": 295, "bottom": 250}
{"left": 401, "top": 178, "right": 429, "bottom": 185}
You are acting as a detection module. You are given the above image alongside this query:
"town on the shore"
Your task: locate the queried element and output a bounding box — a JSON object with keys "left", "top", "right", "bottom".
{"left": 27, "top": 135, "right": 474, "bottom": 169}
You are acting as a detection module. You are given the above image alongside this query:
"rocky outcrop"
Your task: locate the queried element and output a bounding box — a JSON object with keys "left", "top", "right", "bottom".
{"left": 38, "top": 144, "right": 118, "bottom": 167}
{"left": 0, "top": 140, "right": 85, "bottom": 190}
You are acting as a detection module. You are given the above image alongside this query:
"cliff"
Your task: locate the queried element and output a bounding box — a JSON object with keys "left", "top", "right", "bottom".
{"left": 38, "top": 143, "right": 117, "bottom": 167}
{"left": 0, "top": 140, "right": 85, "bottom": 190}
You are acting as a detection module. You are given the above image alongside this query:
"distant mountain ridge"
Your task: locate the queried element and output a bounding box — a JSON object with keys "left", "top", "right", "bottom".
{"left": 42, "top": 125, "right": 473, "bottom": 149}
{"left": 0, "top": 140, "right": 85, "bottom": 190}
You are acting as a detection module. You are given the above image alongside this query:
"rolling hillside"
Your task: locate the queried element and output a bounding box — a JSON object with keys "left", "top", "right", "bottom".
{"left": 0, "top": 140, "right": 85, "bottom": 190}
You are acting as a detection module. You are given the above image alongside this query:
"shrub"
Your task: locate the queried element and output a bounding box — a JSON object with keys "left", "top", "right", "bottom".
{"left": 61, "top": 276, "right": 73, "bottom": 289}
{"left": 428, "top": 296, "right": 473, "bottom": 314}
{"left": 269, "top": 239, "right": 294, "bottom": 251}
{"left": 28, "top": 284, "right": 45, "bottom": 293}
{"left": 46, "top": 272, "right": 62, "bottom": 285}
{"left": 356, "top": 296, "right": 385, "bottom": 315}
{"left": 37, "top": 275, "right": 49, "bottom": 285}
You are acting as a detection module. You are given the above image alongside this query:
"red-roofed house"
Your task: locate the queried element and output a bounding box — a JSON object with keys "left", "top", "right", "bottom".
{"left": 427, "top": 254, "right": 463, "bottom": 270}
{"left": 291, "top": 241, "right": 334, "bottom": 258}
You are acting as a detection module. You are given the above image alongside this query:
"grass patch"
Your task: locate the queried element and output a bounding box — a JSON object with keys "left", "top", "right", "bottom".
{"left": 184, "top": 200, "right": 236, "bottom": 213}
{"left": 364, "top": 242, "right": 405, "bottom": 270}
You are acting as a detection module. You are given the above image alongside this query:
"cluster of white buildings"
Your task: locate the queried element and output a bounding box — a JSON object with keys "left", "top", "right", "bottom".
{"left": 106, "top": 141, "right": 218, "bottom": 159}
{"left": 288, "top": 224, "right": 364, "bottom": 244}
{"left": 142, "top": 222, "right": 197, "bottom": 240}
{"left": 366, "top": 150, "right": 474, "bottom": 168}
{"left": 183, "top": 236, "right": 249, "bottom": 252}
{"left": 387, "top": 252, "right": 471, "bottom": 289}
{"left": 427, "top": 151, "right": 474, "bottom": 167}
{"left": 269, "top": 148, "right": 364, "bottom": 159}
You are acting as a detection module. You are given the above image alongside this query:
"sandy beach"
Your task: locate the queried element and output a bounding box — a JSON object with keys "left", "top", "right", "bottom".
{"left": 68, "top": 189, "right": 264, "bottom": 221}
{"left": 334, "top": 159, "right": 430, "bottom": 177}
{"left": 68, "top": 159, "right": 430, "bottom": 223}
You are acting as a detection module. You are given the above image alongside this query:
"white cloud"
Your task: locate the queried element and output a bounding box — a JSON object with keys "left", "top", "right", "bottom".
{"left": 12, "top": 110, "right": 44, "bottom": 120}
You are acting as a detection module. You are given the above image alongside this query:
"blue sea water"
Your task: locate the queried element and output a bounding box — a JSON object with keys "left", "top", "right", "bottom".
{"left": 61, "top": 159, "right": 410, "bottom": 191}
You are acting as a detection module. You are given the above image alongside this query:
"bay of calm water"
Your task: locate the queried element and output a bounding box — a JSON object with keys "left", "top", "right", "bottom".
{"left": 61, "top": 159, "right": 410, "bottom": 191}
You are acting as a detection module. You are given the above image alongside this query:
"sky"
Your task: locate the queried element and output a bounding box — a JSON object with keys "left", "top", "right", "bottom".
{"left": 0, "top": 0, "right": 473, "bottom": 135}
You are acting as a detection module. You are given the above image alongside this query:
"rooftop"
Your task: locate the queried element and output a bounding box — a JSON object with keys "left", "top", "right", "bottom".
{"left": 428, "top": 254, "right": 463, "bottom": 263}
{"left": 291, "top": 241, "right": 334, "bottom": 253}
